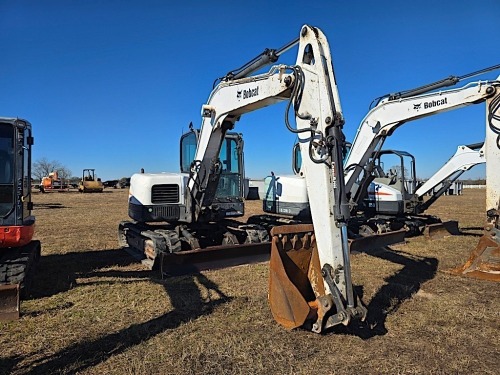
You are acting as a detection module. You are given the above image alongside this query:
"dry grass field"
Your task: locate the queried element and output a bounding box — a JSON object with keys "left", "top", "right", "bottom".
{"left": 1, "top": 188, "right": 498, "bottom": 375}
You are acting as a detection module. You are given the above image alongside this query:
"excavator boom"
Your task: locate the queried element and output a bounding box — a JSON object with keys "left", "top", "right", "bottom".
{"left": 344, "top": 78, "right": 499, "bottom": 194}
{"left": 416, "top": 142, "right": 485, "bottom": 213}
{"left": 189, "top": 25, "right": 365, "bottom": 332}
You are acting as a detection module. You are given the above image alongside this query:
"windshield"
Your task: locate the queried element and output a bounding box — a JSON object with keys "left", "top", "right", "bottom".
{"left": 215, "top": 137, "right": 242, "bottom": 198}
{"left": 180, "top": 131, "right": 197, "bottom": 173}
{"left": 0, "top": 123, "right": 14, "bottom": 216}
{"left": 180, "top": 131, "right": 243, "bottom": 198}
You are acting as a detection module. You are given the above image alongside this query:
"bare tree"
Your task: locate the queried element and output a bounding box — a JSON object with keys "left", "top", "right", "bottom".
{"left": 57, "top": 166, "right": 72, "bottom": 180}
{"left": 32, "top": 158, "right": 72, "bottom": 182}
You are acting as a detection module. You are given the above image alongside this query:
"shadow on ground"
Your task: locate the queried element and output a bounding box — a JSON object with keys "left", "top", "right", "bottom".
{"left": 33, "top": 203, "right": 67, "bottom": 210}
{"left": 337, "top": 246, "right": 438, "bottom": 339}
{"left": 29, "top": 249, "right": 137, "bottom": 299}
{"left": 16, "top": 269, "right": 231, "bottom": 375}
{"left": 12, "top": 243, "right": 438, "bottom": 372}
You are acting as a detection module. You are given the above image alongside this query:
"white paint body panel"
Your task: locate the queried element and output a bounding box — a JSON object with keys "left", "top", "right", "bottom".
{"left": 129, "top": 173, "right": 188, "bottom": 206}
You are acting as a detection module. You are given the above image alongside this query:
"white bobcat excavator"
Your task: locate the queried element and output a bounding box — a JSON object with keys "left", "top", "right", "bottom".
{"left": 119, "top": 26, "right": 499, "bottom": 333}
{"left": 361, "top": 143, "right": 486, "bottom": 237}
{"left": 263, "top": 72, "right": 499, "bottom": 234}
{"left": 120, "top": 25, "right": 367, "bottom": 332}
{"left": 263, "top": 141, "right": 484, "bottom": 234}
{"left": 263, "top": 71, "right": 500, "bottom": 281}
{"left": 342, "top": 73, "right": 499, "bottom": 205}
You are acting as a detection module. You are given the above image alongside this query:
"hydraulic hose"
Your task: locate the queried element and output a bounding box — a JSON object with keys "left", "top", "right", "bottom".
{"left": 487, "top": 92, "right": 500, "bottom": 148}
{"left": 383, "top": 63, "right": 500, "bottom": 102}
{"left": 220, "top": 37, "right": 300, "bottom": 83}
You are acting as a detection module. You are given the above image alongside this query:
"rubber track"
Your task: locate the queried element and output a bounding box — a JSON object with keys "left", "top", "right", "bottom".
{"left": 0, "top": 240, "right": 41, "bottom": 298}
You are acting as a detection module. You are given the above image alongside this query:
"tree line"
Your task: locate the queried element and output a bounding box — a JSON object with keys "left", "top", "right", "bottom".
{"left": 32, "top": 157, "right": 77, "bottom": 183}
{"left": 32, "top": 158, "right": 129, "bottom": 185}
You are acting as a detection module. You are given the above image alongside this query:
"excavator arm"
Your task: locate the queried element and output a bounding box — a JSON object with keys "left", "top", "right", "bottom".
{"left": 188, "top": 65, "right": 295, "bottom": 222}
{"left": 187, "top": 25, "right": 365, "bottom": 332}
{"left": 415, "top": 142, "right": 485, "bottom": 212}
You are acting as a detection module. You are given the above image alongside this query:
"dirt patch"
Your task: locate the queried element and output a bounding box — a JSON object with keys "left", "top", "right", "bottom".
{"left": 0, "top": 188, "right": 498, "bottom": 375}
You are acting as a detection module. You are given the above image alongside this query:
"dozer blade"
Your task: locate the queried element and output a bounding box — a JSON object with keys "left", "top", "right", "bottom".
{"left": 0, "top": 284, "right": 20, "bottom": 321}
{"left": 446, "top": 229, "right": 500, "bottom": 282}
{"left": 349, "top": 229, "right": 406, "bottom": 254}
{"left": 268, "top": 224, "right": 323, "bottom": 330}
{"left": 424, "top": 220, "right": 461, "bottom": 240}
{"left": 160, "top": 242, "right": 271, "bottom": 276}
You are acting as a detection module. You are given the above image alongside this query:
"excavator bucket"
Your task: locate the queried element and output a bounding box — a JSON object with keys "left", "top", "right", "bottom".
{"left": 446, "top": 229, "right": 500, "bottom": 282}
{"left": 268, "top": 224, "right": 324, "bottom": 330}
{"left": 0, "top": 284, "right": 20, "bottom": 321}
{"left": 424, "top": 220, "right": 461, "bottom": 240}
{"left": 268, "top": 224, "right": 406, "bottom": 329}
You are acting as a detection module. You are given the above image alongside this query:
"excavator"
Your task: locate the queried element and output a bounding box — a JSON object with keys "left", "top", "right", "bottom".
{"left": 119, "top": 127, "right": 269, "bottom": 273}
{"left": 263, "top": 142, "right": 484, "bottom": 237}
{"left": 0, "top": 117, "right": 41, "bottom": 321}
{"left": 119, "top": 25, "right": 499, "bottom": 332}
{"left": 263, "top": 69, "right": 500, "bottom": 282}
{"left": 363, "top": 143, "right": 486, "bottom": 237}
{"left": 342, "top": 73, "right": 499, "bottom": 222}
{"left": 263, "top": 72, "right": 500, "bottom": 238}
{"left": 120, "top": 25, "right": 370, "bottom": 332}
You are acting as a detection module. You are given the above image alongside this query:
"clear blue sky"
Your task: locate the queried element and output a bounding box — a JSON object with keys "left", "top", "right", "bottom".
{"left": 1, "top": 0, "right": 499, "bottom": 181}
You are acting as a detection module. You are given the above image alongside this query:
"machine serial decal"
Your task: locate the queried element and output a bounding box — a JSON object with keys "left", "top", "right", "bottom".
{"left": 237, "top": 87, "right": 259, "bottom": 100}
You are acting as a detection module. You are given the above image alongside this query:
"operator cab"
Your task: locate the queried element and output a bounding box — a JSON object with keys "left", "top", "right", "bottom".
{"left": 180, "top": 128, "right": 245, "bottom": 218}
{"left": 128, "top": 128, "right": 245, "bottom": 224}
{"left": 366, "top": 150, "right": 419, "bottom": 215}
{"left": 0, "top": 118, "right": 34, "bottom": 245}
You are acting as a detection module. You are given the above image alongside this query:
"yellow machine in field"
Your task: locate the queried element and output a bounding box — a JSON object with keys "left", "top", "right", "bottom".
{"left": 78, "top": 169, "right": 103, "bottom": 193}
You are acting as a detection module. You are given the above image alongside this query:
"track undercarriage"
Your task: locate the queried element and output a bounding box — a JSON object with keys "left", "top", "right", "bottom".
{"left": 119, "top": 219, "right": 271, "bottom": 275}
{"left": 119, "top": 214, "right": 407, "bottom": 277}
{"left": 0, "top": 240, "right": 41, "bottom": 320}
{"left": 352, "top": 213, "right": 460, "bottom": 239}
